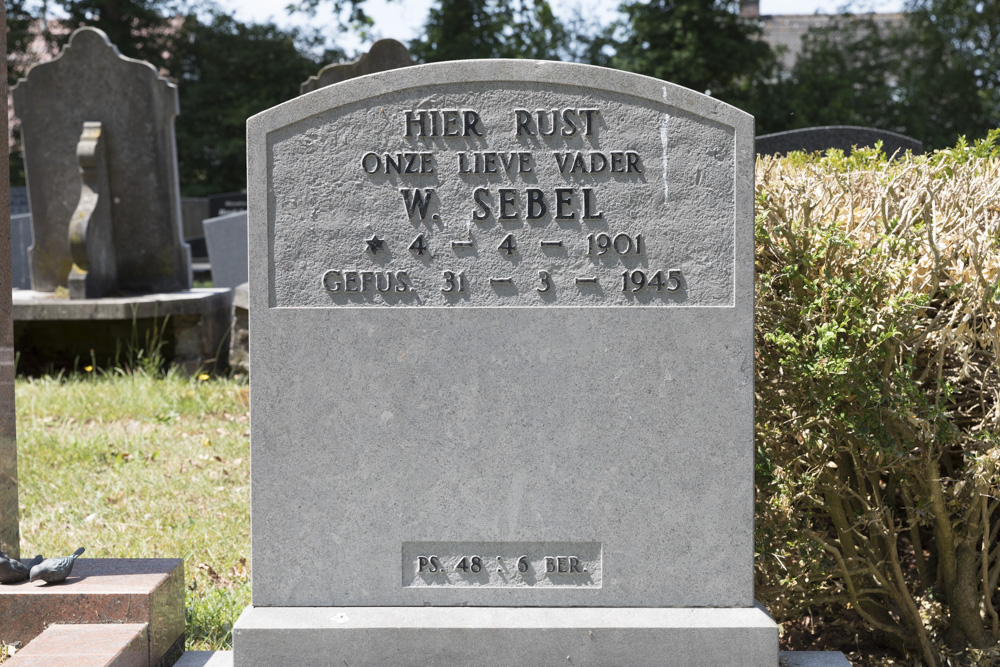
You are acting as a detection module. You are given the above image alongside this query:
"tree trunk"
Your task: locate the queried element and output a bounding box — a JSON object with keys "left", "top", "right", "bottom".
{"left": 945, "top": 543, "right": 991, "bottom": 649}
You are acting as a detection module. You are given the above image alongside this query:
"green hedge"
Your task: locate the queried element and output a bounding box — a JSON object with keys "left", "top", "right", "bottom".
{"left": 754, "top": 133, "right": 1000, "bottom": 666}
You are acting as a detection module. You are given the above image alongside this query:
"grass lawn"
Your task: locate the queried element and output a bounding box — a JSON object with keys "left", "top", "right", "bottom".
{"left": 11, "top": 370, "right": 250, "bottom": 652}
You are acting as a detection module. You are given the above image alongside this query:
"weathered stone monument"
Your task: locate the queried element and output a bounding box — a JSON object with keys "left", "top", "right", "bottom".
{"left": 756, "top": 125, "right": 922, "bottom": 157}
{"left": 0, "top": 3, "right": 20, "bottom": 561}
{"left": 9, "top": 27, "right": 231, "bottom": 372}
{"left": 13, "top": 26, "right": 192, "bottom": 298}
{"left": 299, "top": 38, "right": 414, "bottom": 95}
{"left": 235, "top": 60, "right": 779, "bottom": 665}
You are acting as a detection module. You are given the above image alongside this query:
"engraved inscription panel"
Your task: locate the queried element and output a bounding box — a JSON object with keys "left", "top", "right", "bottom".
{"left": 268, "top": 84, "right": 736, "bottom": 308}
{"left": 402, "top": 542, "right": 602, "bottom": 588}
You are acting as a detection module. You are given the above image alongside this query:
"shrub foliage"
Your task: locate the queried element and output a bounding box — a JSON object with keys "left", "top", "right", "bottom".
{"left": 755, "top": 135, "right": 1000, "bottom": 665}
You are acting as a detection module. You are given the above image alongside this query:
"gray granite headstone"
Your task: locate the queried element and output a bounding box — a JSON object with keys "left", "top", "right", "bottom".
{"left": 0, "top": 5, "right": 19, "bottom": 560}
{"left": 756, "top": 125, "right": 922, "bottom": 157}
{"left": 203, "top": 211, "right": 248, "bottom": 289}
{"left": 11, "top": 213, "right": 32, "bottom": 290}
{"left": 299, "top": 39, "right": 414, "bottom": 95}
{"left": 12, "top": 26, "right": 192, "bottom": 295}
{"left": 234, "top": 61, "right": 775, "bottom": 665}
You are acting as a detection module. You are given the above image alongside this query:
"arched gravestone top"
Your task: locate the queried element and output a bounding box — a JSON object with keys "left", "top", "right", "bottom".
{"left": 756, "top": 125, "right": 923, "bottom": 157}
{"left": 12, "top": 27, "right": 192, "bottom": 294}
{"left": 299, "top": 38, "right": 414, "bottom": 95}
{"left": 246, "top": 61, "right": 757, "bottom": 610}
{"left": 254, "top": 60, "right": 753, "bottom": 309}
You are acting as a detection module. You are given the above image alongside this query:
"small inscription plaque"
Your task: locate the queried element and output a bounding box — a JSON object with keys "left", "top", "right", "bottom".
{"left": 402, "top": 541, "right": 602, "bottom": 588}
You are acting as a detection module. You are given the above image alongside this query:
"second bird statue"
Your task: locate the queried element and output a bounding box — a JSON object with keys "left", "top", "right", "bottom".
{"left": 29, "top": 547, "right": 85, "bottom": 584}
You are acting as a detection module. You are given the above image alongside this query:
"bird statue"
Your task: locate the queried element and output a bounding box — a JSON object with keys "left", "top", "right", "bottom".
{"left": 29, "top": 547, "right": 85, "bottom": 584}
{"left": 0, "top": 551, "right": 44, "bottom": 584}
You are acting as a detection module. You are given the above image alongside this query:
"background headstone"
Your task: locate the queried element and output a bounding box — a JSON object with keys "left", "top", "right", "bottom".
{"left": 11, "top": 213, "right": 32, "bottom": 290}
{"left": 9, "top": 186, "right": 28, "bottom": 216}
{"left": 756, "top": 125, "right": 922, "bottom": 157}
{"left": 236, "top": 60, "right": 773, "bottom": 665}
{"left": 299, "top": 39, "right": 414, "bottom": 95}
{"left": 181, "top": 197, "right": 211, "bottom": 249}
{"left": 203, "top": 211, "right": 248, "bottom": 289}
{"left": 0, "top": 4, "right": 20, "bottom": 560}
{"left": 207, "top": 192, "right": 247, "bottom": 219}
{"left": 12, "top": 26, "right": 192, "bottom": 295}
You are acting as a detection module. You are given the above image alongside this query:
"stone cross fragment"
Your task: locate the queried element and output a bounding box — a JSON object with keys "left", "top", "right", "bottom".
{"left": 12, "top": 27, "right": 192, "bottom": 296}
{"left": 68, "top": 122, "right": 117, "bottom": 299}
{"left": 299, "top": 39, "right": 414, "bottom": 95}
{"left": 0, "top": 3, "right": 20, "bottom": 559}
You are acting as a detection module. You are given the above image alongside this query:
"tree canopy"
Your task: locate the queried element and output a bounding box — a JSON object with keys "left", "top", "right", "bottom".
{"left": 409, "top": 0, "right": 565, "bottom": 62}
{"left": 6, "top": 0, "right": 999, "bottom": 193}
{"left": 171, "top": 11, "right": 332, "bottom": 195}
{"left": 777, "top": 0, "right": 1000, "bottom": 149}
{"left": 6, "top": 0, "right": 334, "bottom": 194}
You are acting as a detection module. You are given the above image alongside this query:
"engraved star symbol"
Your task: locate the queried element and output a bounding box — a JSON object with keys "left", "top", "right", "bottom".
{"left": 366, "top": 234, "right": 385, "bottom": 255}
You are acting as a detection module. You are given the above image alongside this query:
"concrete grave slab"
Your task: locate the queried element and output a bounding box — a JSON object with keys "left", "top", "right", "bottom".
{"left": 12, "top": 288, "right": 231, "bottom": 373}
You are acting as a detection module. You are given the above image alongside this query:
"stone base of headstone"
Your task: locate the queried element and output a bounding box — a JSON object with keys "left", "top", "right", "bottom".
{"left": 233, "top": 605, "right": 780, "bottom": 666}
{"left": 179, "top": 650, "right": 853, "bottom": 667}
{"left": 12, "top": 288, "right": 232, "bottom": 373}
{"left": 0, "top": 558, "right": 185, "bottom": 667}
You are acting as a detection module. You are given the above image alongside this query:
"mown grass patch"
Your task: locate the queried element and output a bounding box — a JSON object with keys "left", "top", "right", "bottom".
{"left": 14, "top": 370, "right": 250, "bottom": 651}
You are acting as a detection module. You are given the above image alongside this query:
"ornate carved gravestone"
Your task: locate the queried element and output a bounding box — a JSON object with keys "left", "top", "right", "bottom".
{"left": 12, "top": 26, "right": 192, "bottom": 298}
{"left": 9, "top": 27, "right": 230, "bottom": 373}
{"left": 235, "top": 61, "right": 778, "bottom": 665}
{"left": 299, "top": 39, "right": 414, "bottom": 95}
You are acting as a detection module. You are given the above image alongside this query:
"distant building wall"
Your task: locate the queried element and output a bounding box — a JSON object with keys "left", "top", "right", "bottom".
{"left": 740, "top": 1, "right": 905, "bottom": 71}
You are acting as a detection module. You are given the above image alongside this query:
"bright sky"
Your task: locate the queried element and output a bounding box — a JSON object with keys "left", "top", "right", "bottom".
{"left": 217, "top": 0, "right": 906, "bottom": 54}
